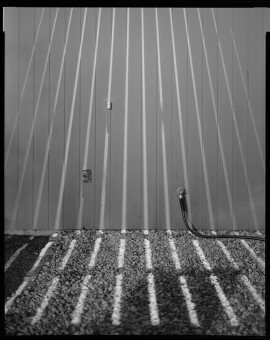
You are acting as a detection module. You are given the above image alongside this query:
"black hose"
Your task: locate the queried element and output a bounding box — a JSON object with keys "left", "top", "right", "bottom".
{"left": 179, "top": 197, "right": 265, "bottom": 242}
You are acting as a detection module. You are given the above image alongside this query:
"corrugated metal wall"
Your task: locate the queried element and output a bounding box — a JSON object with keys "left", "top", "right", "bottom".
{"left": 5, "top": 8, "right": 267, "bottom": 231}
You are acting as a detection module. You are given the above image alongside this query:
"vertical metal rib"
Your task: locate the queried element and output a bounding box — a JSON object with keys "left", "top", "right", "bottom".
{"left": 107, "top": 8, "right": 116, "bottom": 103}
{"left": 197, "top": 9, "right": 237, "bottom": 230}
{"left": 155, "top": 8, "right": 171, "bottom": 230}
{"left": 76, "top": 8, "right": 102, "bottom": 230}
{"left": 183, "top": 8, "right": 215, "bottom": 230}
{"left": 141, "top": 8, "right": 149, "bottom": 230}
{"left": 99, "top": 8, "right": 115, "bottom": 230}
{"left": 32, "top": 9, "right": 60, "bottom": 230}
{"left": 169, "top": 9, "right": 191, "bottom": 220}
{"left": 10, "top": 9, "right": 58, "bottom": 231}
{"left": 229, "top": 27, "right": 265, "bottom": 173}
{"left": 211, "top": 9, "right": 259, "bottom": 230}
{"left": 54, "top": 8, "right": 87, "bottom": 230}
{"left": 5, "top": 8, "right": 45, "bottom": 169}
{"left": 121, "top": 8, "right": 130, "bottom": 231}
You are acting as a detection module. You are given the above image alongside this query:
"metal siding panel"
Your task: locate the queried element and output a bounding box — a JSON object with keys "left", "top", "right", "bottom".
{"left": 49, "top": 8, "right": 65, "bottom": 230}
{"left": 110, "top": 8, "right": 126, "bottom": 230}
{"left": 264, "top": 8, "right": 270, "bottom": 32}
{"left": 95, "top": 8, "right": 111, "bottom": 230}
{"left": 127, "top": 8, "right": 141, "bottom": 229}
{"left": 217, "top": 8, "right": 233, "bottom": 231}
{"left": 18, "top": 8, "right": 34, "bottom": 230}
{"left": 5, "top": 8, "right": 19, "bottom": 231}
{"left": 81, "top": 8, "right": 96, "bottom": 229}
{"left": 202, "top": 8, "right": 218, "bottom": 231}
{"left": 187, "top": 8, "right": 203, "bottom": 229}
{"left": 156, "top": 8, "right": 170, "bottom": 230}
{"left": 171, "top": 8, "right": 188, "bottom": 230}
{"left": 263, "top": 8, "right": 269, "bottom": 163}
{"left": 262, "top": 8, "right": 268, "bottom": 228}
{"left": 64, "top": 8, "right": 80, "bottom": 230}
{"left": 144, "top": 8, "right": 157, "bottom": 230}
{"left": 233, "top": 9, "right": 248, "bottom": 230}
{"left": 33, "top": 8, "right": 49, "bottom": 230}
{"left": 248, "top": 9, "right": 264, "bottom": 230}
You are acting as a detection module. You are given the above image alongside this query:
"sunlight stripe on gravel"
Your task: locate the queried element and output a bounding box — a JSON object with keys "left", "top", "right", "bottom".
{"left": 211, "top": 231, "right": 240, "bottom": 270}
{"left": 5, "top": 281, "right": 28, "bottom": 314}
{"left": 31, "top": 277, "right": 59, "bottom": 325}
{"left": 5, "top": 238, "right": 56, "bottom": 313}
{"left": 179, "top": 276, "right": 200, "bottom": 327}
{"left": 59, "top": 239, "right": 77, "bottom": 270}
{"left": 31, "top": 241, "right": 54, "bottom": 271}
{"left": 193, "top": 240, "right": 239, "bottom": 327}
{"left": 112, "top": 274, "right": 124, "bottom": 326}
{"left": 31, "top": 235, "right": 81, "bottom": 324}
{"left": 143, "top": 235, "right": 159, "bottom": 325}
{"left": 88, "top": 237, "right": 102, "bottom": 268}
{"left": 167, "top": 231, "right": 181, "bottom": 270}
{"left": 71, "top": 275, "right": 91, "bottom": 325}
{"left": 118, "top": 238, "right": 126, "bottom": 268}
{"left": 211, "top": 231, "right": 265, "bottom": 315}
{"left": 144, "top": 238, "right": 153, "bottom": 270}
{"left": 71, "top": 234, "right": 103, "bottom": 325}
{"left": 148, "top": 273, "right": 160, "bottom": 325}
{"left": 167, "top": 230, "right": 200, "bottom": 327}
{"left": 234, "top": 231, "right": 265, "bottom": 270}
{"left": 209, "top": 275, "right": 239, "bottom": 326}
{"left": 5, "top": 243, "right": 28, "bottom": 271}
{"left": 240, "top": 275, "right": 265, "bottom": 315}
{"left": 111, "top": 237, "right": 126, "bottom": 325}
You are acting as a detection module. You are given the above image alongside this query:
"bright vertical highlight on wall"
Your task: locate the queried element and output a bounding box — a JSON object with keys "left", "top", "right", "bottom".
{"left": 197, "top": 9, "right": 237, "bottom": 230}
{"left": 54, "top": 8, "right": 87, "bottom": 230}
{"left": 141, "top": 8, "right": 149, "bottom": 231}
{"left": 99, "top": 8, "right": 115, "bottom": 231}
{"left": 5, "top": 8, "right": 45, "bottom": 169}
{"left": 169, "top": 8, "right": 191, "bottom": 219}
{"left": 183, "top": 8, "right": 215, "bottom": 231}
{"left": 155, "top": 8, "right": 171, "bottom": 231}
{"left": 211, "top": 8, "right": 259, "bottom": 231}
{"left": 121, "top": 8, "right": 129, "bottom": 231}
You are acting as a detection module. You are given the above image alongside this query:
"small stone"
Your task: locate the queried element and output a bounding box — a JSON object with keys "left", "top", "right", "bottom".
{"left": 102, "top": 300, "right": 108, "bottom": 309}
{"left": 131, "top": 306, "right": 137, "bottom": 312}
{"left": 244, "top": 314, "right": 255, "bottom": 323}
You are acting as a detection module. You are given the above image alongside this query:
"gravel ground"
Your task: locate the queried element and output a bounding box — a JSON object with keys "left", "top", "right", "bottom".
{"left": 5, "top": 236, "right": 50, "bottom": 301}
{"left": 5, "top": 230, "right": 265, "bottom": 336}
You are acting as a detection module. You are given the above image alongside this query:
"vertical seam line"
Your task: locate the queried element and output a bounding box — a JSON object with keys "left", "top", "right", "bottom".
{"left": 94, "top": 8, "right": 96, "bottom": 229}
{"left": 17, "top": 7, "right": 20, "bottom": 230}
{"left": 217, "top": 8, "right": 219, "bottom": 230}
{"left": 33, "top": 8, "right": 35, "bottom": 230}
{"left": 202, "top": 8, "right": 204, "bottom": 229}
{"left": 247, "top": 9, "right": 249, "bottom": 230}
{"left": 63, "top": 8, "right": 66, "bottom": 230}
{"left": 171, "top": 8, "right": 173, "bottom": 230}
{"left": 232, "top": 8, "right": 234, "bottom": 230}
{"left": 48, "top": 8, "right": 51, "bottom": 229}
{"left": 79, "top": 8, "right": 81, "bottom": 208}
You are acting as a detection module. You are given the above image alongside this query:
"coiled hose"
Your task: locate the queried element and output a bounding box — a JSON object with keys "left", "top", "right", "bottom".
{"left": 178, "top": 187, "right": 265, "bottom": 242}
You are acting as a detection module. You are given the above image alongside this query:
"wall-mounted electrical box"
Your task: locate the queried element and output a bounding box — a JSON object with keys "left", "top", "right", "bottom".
{"left": 83, "top": 169, "right": 92, "bottom": 183}
{"left": 107, "top": 102, "right": 112, "bottom": 110}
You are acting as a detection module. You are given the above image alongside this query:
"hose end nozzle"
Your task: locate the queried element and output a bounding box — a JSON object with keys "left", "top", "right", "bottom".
{"left": 177, "top": 187, "right": 187, "bottom": 199}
